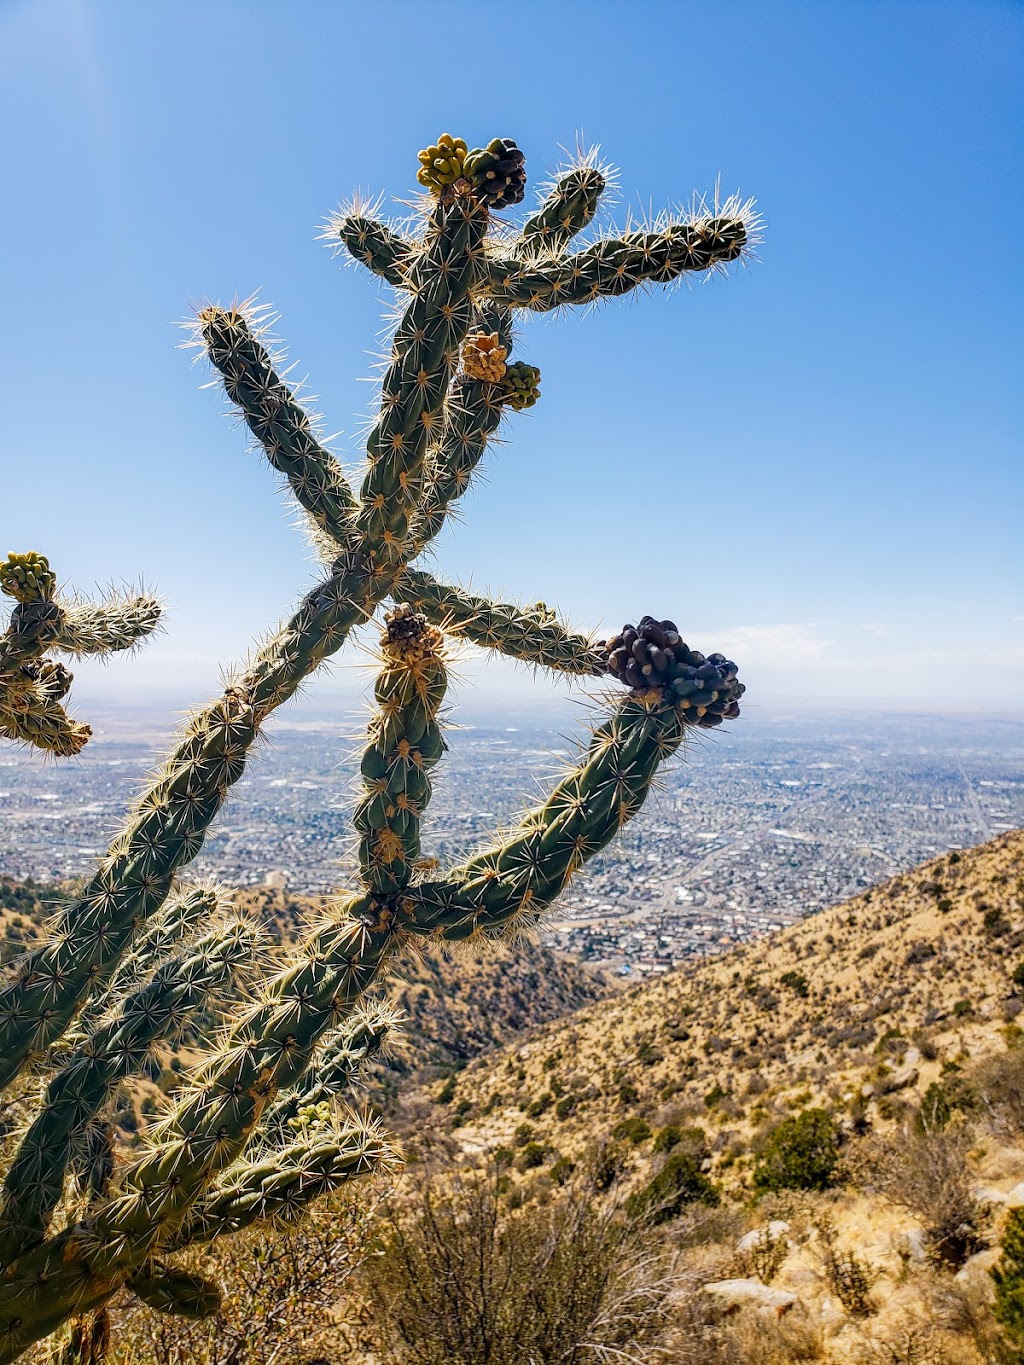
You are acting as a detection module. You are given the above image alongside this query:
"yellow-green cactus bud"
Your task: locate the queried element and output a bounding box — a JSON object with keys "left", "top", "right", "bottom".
{"left": 287, "top": 1100, "right": 334, "bottom": 1135}
{"left": 416, "top": 133, "right": 468, "bottom": 193}
{"left": 460, "top": 331, "right": 508, "bottom": 383}
{"left": 1, "top": 551, "right": 57, "bottom": 603}
{"left": 500, "top": 361, "right": 541, "bottom": 411}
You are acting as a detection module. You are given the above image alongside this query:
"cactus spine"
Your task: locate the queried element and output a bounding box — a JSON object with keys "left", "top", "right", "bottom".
{"left": 0, "top": 133, "right": 757, "bottom": 1358}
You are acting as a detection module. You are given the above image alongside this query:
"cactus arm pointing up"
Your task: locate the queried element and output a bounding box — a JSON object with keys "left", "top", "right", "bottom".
{"left": 354, "top": 606, "right": 450, "bottom": 896}
{"left": 515, "top": 162, "right": 608, "bottom": 259}
{"left": 198, "top": 307, "right": 359, "bottom": 548}
{"left": 333, "top": 212, "right": 416, "bottom": 288}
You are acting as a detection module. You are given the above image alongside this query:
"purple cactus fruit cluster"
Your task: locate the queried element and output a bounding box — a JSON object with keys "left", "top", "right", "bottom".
{"left": 602, "top": 616, "right": 744, "bottom": 727}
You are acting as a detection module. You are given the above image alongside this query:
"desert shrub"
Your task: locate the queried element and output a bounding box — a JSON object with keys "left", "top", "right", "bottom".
{"left": 780, "top": 970, "right": 810, "bottom": 998}
{"left": 591, "top": 1140, "right": 629, "bottom": 1192}
{"left": 611, "top": 1116, "right": 652, "bottom": 1145}
{"left": 435, "top": 1074, "right": 458, "bottom": 1104}
{"left": 653, "top": 1123, "right": 687, "bottom": 1153}
{"left": 626, "top": 1145, "right": 719, "bottom": 1225}
{"left": 513, "top": 1122, "right": 534, "bottom": 1147}
{"left": 740, "top": 1224, "right": 790, "bottom": 1284}
{"left": 516, "top": 1141, "right": 549, "bottom": 1171}
{"left": 814, "top": 1214, "right": 875, "bottom": 1316}
{"left": 753, "top": 1109, "right": 840, "bottom": 1193}
{"left": 354, "top": 1170, "right": 680, "bottom": 1365}
{"left": 549, "top": 1156, "right": 575, "bottom": 1186}
{"left": 555, "top": 1094, "right": 577, "bottom": 1121}
{"left": 866, "top": 1122, "right": 985, "bottom": 1267}
{"left": 108, "top": 1189, "right": 377, "bottom": 1365}
{"left": 953, "top": 998, "right": 975, "bottom": 1017}
{"left": 974, "top": 1047, "right": 1024, "bottom": 1133}
{"left": 985, "top": 907, "right": 1012, "bottom": 939}
{"left": 918, "top": 1066, "right": 977, "bottom": 1132}
{"left": 993, "top": 1206, "right": 1024, "bottom": 1350}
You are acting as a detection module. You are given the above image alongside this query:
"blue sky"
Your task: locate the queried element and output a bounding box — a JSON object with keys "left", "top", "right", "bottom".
{"left": 1, "top": 0, "right": 1021, "bottom": 711}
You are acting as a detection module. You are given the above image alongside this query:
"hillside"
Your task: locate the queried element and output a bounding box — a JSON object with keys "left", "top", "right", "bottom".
{"left": 393, "top": 829, "right": 1024, "bottom": 1360}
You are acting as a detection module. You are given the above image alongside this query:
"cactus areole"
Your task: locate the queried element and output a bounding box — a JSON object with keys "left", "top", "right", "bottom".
{"left": 0, "top": 134, "right": 758, "bottom": 1357}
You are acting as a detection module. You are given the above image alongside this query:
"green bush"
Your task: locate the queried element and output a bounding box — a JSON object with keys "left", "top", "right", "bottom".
{"left": 436, "top": 1074, "right": 458, "bottom": 1104}
{"left": 993, "top": 1206, "right": 1024, "bottom": 1347}
{"left": 611, "top": 1117, "right": 651, "bottom": 1145}
{"left": 626, "top": 1148, "right": 718, "bottom": 1225}
{"left": 517, "top": 1141, "right": 549, "bottom": 1171}
{"left": 752, "top": 1108, "right": 840, "bottom": 1193}
{"left": 1013, "top": 961, "right": 1024, "bottom": 990}
{"left": 779, "top": 970, "right": 809, "bottom": 999}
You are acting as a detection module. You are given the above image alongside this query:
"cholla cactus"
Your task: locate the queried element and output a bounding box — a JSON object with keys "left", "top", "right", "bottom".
{"left": 0, "top": 134, "right": 758, "bottom": 1358}
{"left": 0, "top": 552, "right": 161, "bottom": 756}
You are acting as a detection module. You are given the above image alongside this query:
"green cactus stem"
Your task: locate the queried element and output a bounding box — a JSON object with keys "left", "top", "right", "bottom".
{"left": 399, "top": 569, "right": 603, "bottom": 676}
{"left": 126, "top": 1263, "right": 222, "bottom": 1319}
{"left": 484, "top": 208, "right": 754, "bottom": 311}
{"left": 408, "top": 688, "right": 692, "bottom": 945}
{"left": 175, "top": 1117, "right": 395, "bottom": 1245}
{"left": 258, "top": 1002, "right": 397, "bottom": 1148}
{"left": 0, "top": 916, "right": 258, "bottom": 1268}
{"left": 334, "top": 212, "right": 415, "bottom": 288}
{"left": 67, "top": 884, "right": 225, "bottom": 1045}
{"left": 354, "top": 606, "right": 449, "bottom": 895}
{"left": 198, "top": 306, "right": 358, "bottom": 548}
{"left": 516, "top": 162, "right": 607, "bottom": 257}
{"left": 355, "top": 188, "right": 489, "bottom": 573}
{"left": 1, "top": 556, "right": 161, "bottom": 757}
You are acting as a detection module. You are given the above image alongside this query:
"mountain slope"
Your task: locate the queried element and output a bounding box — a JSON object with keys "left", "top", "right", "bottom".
{"left": 411, "top": 830, "right": 1024, "bottom": 1186}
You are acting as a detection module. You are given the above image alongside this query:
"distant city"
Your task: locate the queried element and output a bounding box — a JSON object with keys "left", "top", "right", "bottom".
{"left": 2, "top": 701, "right": 1022, "bottom": 975}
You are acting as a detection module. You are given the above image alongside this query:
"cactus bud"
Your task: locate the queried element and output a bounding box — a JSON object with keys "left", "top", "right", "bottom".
{"left": 500, "top": 361, "right": 541, "bottom": 411}
{"left": 416, "top": 133, "right": 469, "bottom": 193}
{"left": 1, "top": 551, "right": 57, "bottom": 604}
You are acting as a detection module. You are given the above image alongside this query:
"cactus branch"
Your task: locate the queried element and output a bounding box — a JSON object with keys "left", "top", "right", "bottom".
{"left": 485, "top": 203, "right": 756, "bottom": 311}
{"left": 332, "top": 211, "right": 415, "bottom": 288}
{"left": 399, "top": 569, "right": 604, "bottom": 677}
{"left": 257, "top": 1001, "right": 398, "bottom": 1149}
{"left": 1, "top": 555, "right": 161, "bottom": 758}
{"left": 199, "top": 307, "right": 358, "bottom": 547}
{"left": 355, "top": 191, "right": 489, "bottom": 572}
{"left": 354, "top": 607, "right": 450, "bottom": 895}
{"left": 0, "top": 917, "right": 259, "bottom": 1267}
{"left": 516, "top": 162, "right": 608, "bottom": 258}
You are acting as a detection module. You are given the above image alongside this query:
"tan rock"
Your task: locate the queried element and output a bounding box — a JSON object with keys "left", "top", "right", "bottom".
{"left": 703, "top": 1278, "right": 796, "bottom": 1314}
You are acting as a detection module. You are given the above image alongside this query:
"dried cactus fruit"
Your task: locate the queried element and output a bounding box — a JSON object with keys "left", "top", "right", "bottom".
{"left": 461, "top": 331, "right": 508, "bottom": 383}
